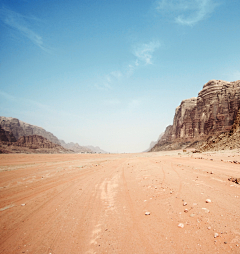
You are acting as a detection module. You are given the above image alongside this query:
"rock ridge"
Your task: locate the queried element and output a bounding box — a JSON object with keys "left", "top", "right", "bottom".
{"left": 151, "top": 79, "right": 240, "bottom": 152}
{"left": 0, "top": 117, "right": 60, "bottom": 145}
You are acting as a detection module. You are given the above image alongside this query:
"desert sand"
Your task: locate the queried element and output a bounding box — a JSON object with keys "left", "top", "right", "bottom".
{"left": 0, "top": 150, "right": 240, "bottom": 253}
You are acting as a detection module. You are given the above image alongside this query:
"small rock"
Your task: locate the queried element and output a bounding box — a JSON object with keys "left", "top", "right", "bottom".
{"left": 202, "top": 208, "right": 210, "bottom": 213}
{"left": 214, "top": 233, "right": 219, "bottom": 238}
{"left": 21, "top": 204, "right": 26, "bottom": 206}
{"left": 190, "top": 214, "right": 195, "bottom": 217}
{"left": 145, "top": 212, "right": 150, "bottom": 215}
{"left": 206, "top": 199, "right": 211, "bottom": 203}
{"left": 184, "top": 209, "right": 188, "bottom": 213}
{"left": 183, "top": 202, "right": 187, "bottom": 206}
{"left": 224, "top": 241, "right": 227, "bottom": 244}
{"left": 178, "top": 223, "right": 184, "bottom": 228}
{"left": 207, "top": 226, "right": 211, "bottom": 230}
{"left": 170, "top": 191, "right": 173, "bottom": 194}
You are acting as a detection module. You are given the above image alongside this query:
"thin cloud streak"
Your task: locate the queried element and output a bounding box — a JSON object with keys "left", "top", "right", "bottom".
{"left": 0, "top": 7, "right": 50, "bottom": 52}
{"left": 156, "top": 0, "right": 219, "bottom": 26}
{"left": 95, "top": 40, "right": 160, "bottom": 89}
{"left": 133, "top": 41, "right": 160, "bottom": 65}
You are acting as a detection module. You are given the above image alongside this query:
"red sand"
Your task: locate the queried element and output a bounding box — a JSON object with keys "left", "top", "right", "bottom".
{"left": 0, "top": 150, "right": 240, "bottom": 253}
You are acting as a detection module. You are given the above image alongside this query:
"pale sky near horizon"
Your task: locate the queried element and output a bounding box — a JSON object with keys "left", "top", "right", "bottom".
{"left": 0, "top": 0, "right": 240, "bottom": 153}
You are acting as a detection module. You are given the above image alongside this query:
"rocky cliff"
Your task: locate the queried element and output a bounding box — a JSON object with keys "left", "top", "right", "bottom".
{"left": 0, "top": 125, "right": 16, "bottom": 142}
{"left": 151, "top": 80, "right": 240, "bottom": 151}
{"left": 199, "top": 108, "right": 240, "bottom": 151}
{"left": 0, "top": 133, "right": 72, "bottom": 154}
{"left": 0, "top": 117, "right": 60, "bottom": 145}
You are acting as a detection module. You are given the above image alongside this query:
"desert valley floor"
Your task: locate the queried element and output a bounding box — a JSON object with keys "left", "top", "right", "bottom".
{"left": 0, "top": 150, "right": 240, "bottom": 253}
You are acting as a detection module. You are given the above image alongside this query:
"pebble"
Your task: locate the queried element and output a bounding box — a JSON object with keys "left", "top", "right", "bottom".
{"left": 178, "top": 223, "right": 184, "bottom": 228}
{"left": 224, "top": 242, "right": 227, "bottom": 244}
{"left": 183, "top": 202, "right": 187, "bottom": 206}
{"left": 206, "top": 199, "right": 211, "bottom": 203}
{"left": 170, "top": 191, "right": 173, "bottom": 194}
{"left": 202, "top": 208, "right": 210, "bottom": 213}
{"left": 145, "top": 212, "right": 150, "bottom": 215}
{"left": 214, "top": 233, "right": 219, "bottom": 238}
{"left": 184, "top": 209, "right": 188, "bottom": 213}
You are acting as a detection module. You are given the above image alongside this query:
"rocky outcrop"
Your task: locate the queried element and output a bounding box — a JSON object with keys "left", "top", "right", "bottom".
{"left": 0, "top": 117, "right": 61, "bottom": 145}
{"left": 0, "top": 134, "right": 73, "bottom": 154}
{"left": 151, "top": 80, "right": 240, "bottom": 152}
{"left": 16, "top": 135, "right": 64, "bottom": 149}
{"left": 0, "top": 125, "right": 16, "bottom": 142}
{"left": 199, "top": 108, "right": 240, "bottom": 151}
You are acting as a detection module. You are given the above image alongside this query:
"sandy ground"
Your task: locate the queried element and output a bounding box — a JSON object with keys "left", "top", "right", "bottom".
{"left": 0, "top": 150, "right": 240, "bottom": 254}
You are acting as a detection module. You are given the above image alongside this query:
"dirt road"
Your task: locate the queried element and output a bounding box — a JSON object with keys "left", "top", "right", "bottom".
{"left": 0, "top": 150, "right": 240, "bottom": 253}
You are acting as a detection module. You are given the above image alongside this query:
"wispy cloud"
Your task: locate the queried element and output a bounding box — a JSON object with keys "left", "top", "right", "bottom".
{"left": 133, "top": 41, "right": 161, "bottom": 65}
{"left": 156, "top": 0, "right": 218, "bottom": 26}
{"left": 94, "top": 70, "right": 123, "bottom": 90}
{"left": 0, "top": 7, "right": 50, "bottom": 52}
{"left": 127, "top": 40, "right": 160, "bottom": 77}
{"left": 95, "top": 40, "right": 160, "bottom": 90}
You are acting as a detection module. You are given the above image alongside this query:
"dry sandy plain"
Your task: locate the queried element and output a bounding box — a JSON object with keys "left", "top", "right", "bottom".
{"left": 0, "top": 150, "right": 240, "bottom": 254}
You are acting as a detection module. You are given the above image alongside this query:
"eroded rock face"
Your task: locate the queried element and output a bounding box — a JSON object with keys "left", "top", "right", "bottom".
{"left": 0, "top": 125, "right": 16, "bottom": 142}
{"left": 0, "top": 117, "right": 61, "bottom": 145}
{"left": 16, "top": 135, "right": 62, "bottom": 149}
{"left": 151, "top": 80, "right": 240, "bottom": 151}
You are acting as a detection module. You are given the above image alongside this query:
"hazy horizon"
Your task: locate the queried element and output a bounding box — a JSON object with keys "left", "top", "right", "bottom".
{"left": 0, "top": 0, "right": 240, "bottom": 153}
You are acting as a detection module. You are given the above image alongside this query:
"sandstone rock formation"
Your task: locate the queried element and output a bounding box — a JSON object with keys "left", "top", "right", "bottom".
{"left": 199, "top": 108, "right": 240, "bottom": 151}
{"left": 0, "top": 125, "right": 16, "bottom": 142}
{"left": 151, "top": 80, "right": 240, "bottom": 152}
{"left": 0, "top": 134, "right": 73, "bottom": 154}
{"left": 0, "top": 117, "right": 60, "bottom": 145}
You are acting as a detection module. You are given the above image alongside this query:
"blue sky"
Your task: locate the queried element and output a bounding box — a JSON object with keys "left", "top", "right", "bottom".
{"left": 0, "top": 0, "right": 240, "bottom": 153}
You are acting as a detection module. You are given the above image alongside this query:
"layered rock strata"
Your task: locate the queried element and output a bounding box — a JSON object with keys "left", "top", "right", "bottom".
{"left": 0, "top": 134, "right": 72, "bottom": 154}
{"left": 151, "top": 80, "right": 240, "bottom": 151}
{"left": 0, "top": 117, "right": 60, "bottom": 145}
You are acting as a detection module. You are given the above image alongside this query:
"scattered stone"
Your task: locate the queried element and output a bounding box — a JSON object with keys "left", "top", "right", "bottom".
{"left": 183, "top": 202, "right": 187, "bottom": 206}
{"left": 184, "top": 209, "right": 188, "bottom": 213}
{"left": 178, "top": 223, "right": 184, "bottom": 228}
{"left": 228, "top": 177, "right": 240, "bottom": 184}
{"left": 145, "top": 212, "right": 150, "bottom": 215}
{"left": 214, "top": 233, "right": 219, "bottom": 238}
{"left": 170, "top": 191, "right": 173, "bottom": 194}
{"left": 206, "top": 199, "right": 211, "bottom": 203}
{"left": 224, "top": 241, "right": 227, "bottom": 244}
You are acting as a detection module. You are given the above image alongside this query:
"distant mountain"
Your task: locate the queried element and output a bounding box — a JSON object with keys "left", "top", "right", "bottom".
{"left": 86, "top": 145, "right": 108, "bottom": 154}
{"left": 0, "top": 127, "right": 72, "bottom": 154}
{"left": 0, "top": 116, "right": 60, "bottom": 145}
{"left": 0, "top": 116, "right": 107, "bottom": 154}
{"left": 59, "top": 140, "right": 93, "bottom": 153}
